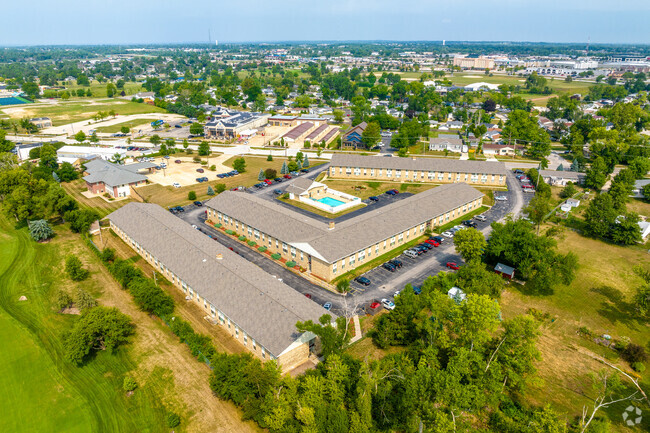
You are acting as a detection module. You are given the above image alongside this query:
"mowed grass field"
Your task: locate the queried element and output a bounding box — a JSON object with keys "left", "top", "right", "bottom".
{"left": 0, "top": 216, "right": 168, "bottom": 432}
{"left": 500, "top": 228, "right": 650, "bottom": 432}
{"left": 139, "top": 155, "right": 326, "bottom": 208}
{"left": 322, "top": 179, "right": 436, "bottom": 200}
{"left": 61, "top": 179, "right": 131, "bottom": 218}
{"left": 94, "top": 118, "right": 154, "bottom": 134}
{"left": 1, "top": 100, "right": 165, "bottom": 126}
{"left": 61, "top": 80, "right": 144, "bottom": 98}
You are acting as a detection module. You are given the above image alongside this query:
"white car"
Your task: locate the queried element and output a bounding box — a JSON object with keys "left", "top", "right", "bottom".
{"left": 494, "top": 196, "right": 508, "bottom": 201}
{"left": 442, "top": 231, "right": 454, "bottom": 238}
{"left": 393, "top": 290, "right": 401, "bottom": 298}
{"left": 381, "top": 299, "right": 395, "bottom": 310}
{"left": 191, "top": 224, "right": 198, "bottom": 229}
{"left": 172, "top": 182, "right": 181, "bottom": 188}
{"left": 474, "top": 214, "right": 487, "bottom": 222}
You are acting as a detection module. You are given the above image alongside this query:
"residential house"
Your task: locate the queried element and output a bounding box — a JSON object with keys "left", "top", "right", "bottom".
{"left": 632, "top": 179, "right": 650, "bottom": 198}
{"left": 341, "top": 122, "right": 368, "bottom": 148}
{"left": 429, "top": 136, "right": 464, "bottom": 153}
{"left": 83, "top": 159, "right": 154, "bottom": 198}
{"left": 538, "top": 170, "right": 586, "bottom": 186}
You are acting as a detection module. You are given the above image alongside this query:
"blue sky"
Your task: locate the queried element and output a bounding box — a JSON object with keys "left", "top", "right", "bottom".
{"left": 2, "top": 0, "right": 649, "bottom": 45}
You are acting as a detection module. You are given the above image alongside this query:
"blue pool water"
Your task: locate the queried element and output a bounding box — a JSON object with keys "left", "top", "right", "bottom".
{"left": 314, "top": 197, "right": 345, "bottom": 207}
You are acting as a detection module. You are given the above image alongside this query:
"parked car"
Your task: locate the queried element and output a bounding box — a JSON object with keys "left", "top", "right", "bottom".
{"left": 193, "top": 201, "right": 202, "bottom": 207}
{"left": 474, "top": 214, "right": 487, "bottom": 222}
{"left": 191, "top": 224, "right": 198, "bottom": 229}
{"left": 446, "top": 262, "right": 460, "bottom": 270}
{"left": 514, "top": 169, "right": 524, "bottom": 174}
{"left": 355, "top": 276, "right": 371, "bottom": 286}
{"left": 264, "top": 179, "right": 273, "bottom": 185}
{"left": 196, "top": 168, "right": 204, "bottom": 173}
{"left": 414, "top": 245, "right": 428, "bottom": 253}
{"left": 425, "top": 239, "right": 440, "bottom": 247}
{"left": 369, "top": 301, "right": 381, "bottom": 310}
{"left": 304, "top": 294, "right": 312, "bottom": 299}
{"left": 412, "top": 286, "right": 422, "bottom": 295}
{"left": 404, "top": 249, "right": 419, "bottom": 259}
{"left": 369, "top": 196, "right": 379, "bottom": 202}
{"left": 382, "top": 262, "right": 397, "bottom": 272}
{"left": 430, "top": 236, "right": 444, "bottom": 243}
{"left": 300, "top": 169, "right": 309, "bottom": 173}
{"left": 283, "top": 174, "right": 292, "bottom": 179}
{"left": 394, "top": 290, "right": 401, "bottom": 297}
{"left": 273, "top": 189, "right": 282, "bottom": 195}
{"left": 385, "top": 189, "right": 399, "bottom": 195}
{"left": 381, "top": 299, "right": 395, "bottom": 311}
{"left": 174, "top": 159, "right": 181, "bottom": 164}
{"left": 172, "top": 182, "right": 181, "bottom": 188}
{"left": 462, "top": 220, "right": 477, "bottom": 228}
{"left": 274, "top": 177, "right": 283, "bottom": 183}
{"left": 195, "top": 177, "right": 204, "bottom": 183}
{"left": 390, "top": 259, "right": 402, "bottom": 269}
{"left": 494, "top": 195, "right": 508, "bottom": 201}
{"left": 442, "top": 231, "right": 454, "bottom": 238}
{"left": 323, "top": 302, "right": 332, "bottom": 311}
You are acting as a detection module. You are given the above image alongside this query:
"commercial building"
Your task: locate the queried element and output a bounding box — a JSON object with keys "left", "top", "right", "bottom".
{"left": 204, "top": 112, "right": 270, "bottom": 139}
{"left": 57, "top": 145, "right": 126, "bottom": 165}
{"left": 453, "top": 56, "right": 495, "bottom": 70}
{"left": 205, "top": 183, "right": 484, "bottom": 283}
{"left": 83, "top": 159, "right": 154, "bottom": 197}
{"left": 108, "top": 203, "right": 327, "bottom": 371}
{"left": 328, "top": 154, "right": 507, "bottom": 187}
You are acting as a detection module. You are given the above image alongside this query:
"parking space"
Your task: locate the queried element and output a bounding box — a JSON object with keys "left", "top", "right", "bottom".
{"left": 146, "top": 154, "right": 234, "bottom": 186}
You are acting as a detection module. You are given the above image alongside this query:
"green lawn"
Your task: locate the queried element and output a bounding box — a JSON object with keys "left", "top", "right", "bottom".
{"left": 2, "top": 100, "right": 165, "bottom": 127}
{"left": 94, "top": 118, "right": 155, "bottom": 134}
{"left": 0, "top": 216, "right": 168, "bottom": 432}
{"left": 61, "top": 179, "right": 131, "bottom": 218}
{"left": 276, "top": 196, "right": 366, "bottom": 219}
{"left": 61, "top": 80, "right": 144, "bottom": 98}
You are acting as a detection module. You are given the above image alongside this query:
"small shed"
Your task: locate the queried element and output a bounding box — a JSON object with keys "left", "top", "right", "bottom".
{"left": 566, "top": 198, "right": 580, "bottom": 208}
{"left": 494, "top": 263, "right": 515, "bottom": 280}
{"left": 447, "top": 287, "right": 466, "bottom": 303}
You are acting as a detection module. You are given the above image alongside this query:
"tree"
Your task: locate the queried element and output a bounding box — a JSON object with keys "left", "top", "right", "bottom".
{"left": 296, "top": 314, "right": 351, "bottom": 358}
{"left": 361, "top": 122, "right": 381, "bottom": 148}
{"left": 559, "top": 182, "right": 577, "bottom": 199}
{"left": 66, "top": 255, "right": 89, "bottom": 281}
{"left": 232, "top": 157, "right": 246, "bottom": 173}
{"left": 53, "top": 290, "right": 73, "bottom": 311}
{"left": 453, "top": 228, "right": 486, "bottom": 263}
{"left": 74, "top": 288, "right": 97, "bottom": 311}
{"left": 303, "top": 155, "right": 310, "bottom": 167}
{"left": 89, "top": 131, "right": 99, "bottom": 144}
{"left": 258, "top": 169, "right": 265, "bottom": 181}
{"left": 198, "top": 141, "right": 210, "bottom": 156}
{"left": 166, "top": 413, "right": 181, "bottom": 428}
{"left": 585, "top": 156, "right": 608, "bottom": 190}
{"left": 280, "top": 161, "right": 288, "bottom": 174}
{"left": 610, "top": 212, "right": 642, "bottom": 245}
{"left": 109, "top": 153, "right": 125, "bottom": 165}
{"left": 74, "top": 131, "right": 87, "bottom": 143}
{"left": 190, "top": 123, "right": 204, "bottom": 135}
{"left": 21, "top": 82, "right": 40, "bottom": 99}
{"left": 65, "top": 209, "right": 99, "bottom": 233}
{"left": 188, "top": 191, "right": 197, "bottom": 200}
{"left": 266, "top": 154, "right": 273, "bottom": 162}
{"left": 28, "top": 219, "right": 54, "bottom": 242}
{"left": 264, "top": 168, "right": 277, "bottom": 179}
{"left": 583, "top": 193, "right": 618, "bottom": 239}
{"left": 149, "top": 134, "right": 161, "bottom": 145}
{"left": 215, "top": 183, "right": 226, "bottom": 193}
{"left": 123, "top": 376, "right": 138, "bottom": 392}
{"left": 482, "top": 98, "right": 497, "bottom": 112}
{"left": 128, "top": 277, "right": 175, "bottom": 317}
{"left": 64, "top": 306, "right": 134, "bottom": 365}
{"left": 333, "top": 109, "right": 344, "bottom": 123}
{"left": 608, "top": 168, "right": 635, "bottom": 211}
{"left": 207, "top": 186, "right": 215, "bottom": 196}
{"left": 643, "top": 183, "right": 650, "bottom": 202}
{"left": 525, "top": 193, "right": 552, "bottom": 235}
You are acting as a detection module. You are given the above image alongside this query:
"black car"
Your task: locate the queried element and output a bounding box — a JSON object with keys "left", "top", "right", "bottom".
{"left": 390, "top": 259, "right": 403, "bottom": 269}
{"left": 382, "top": 262, "right": 396, "bottom": 272}
{"left": 194, "top": 201, "right": 202, "bottom": 207}
{"left": 355, "top": 276, "right": 371, "bottom": 286}
{"left": 369, "top": 196, "right": 379, "bottom": 202}
{"left": 419, "top": 243, "right": 433, "bottom": 250}
{"left": 430, "top": 236, "right": 444, "bottom": 244}
{"left": 462, "top": 220, "right": 477, "bottom": 228}
{"left": 273, "top": 189, "right": 282, "bottom": 195}
{"left": 414, "top": 245, "right": 428, "bottom": 253}
{"left": 274, "top": 177, "right": 283, "bottom": 183}
{"left": 300, "top": 169, "right": 309, "bottom": 173}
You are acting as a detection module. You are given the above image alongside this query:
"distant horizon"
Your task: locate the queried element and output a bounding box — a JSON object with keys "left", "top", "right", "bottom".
{"left": 2, "top": 1, "right": 649, "bottom": 46}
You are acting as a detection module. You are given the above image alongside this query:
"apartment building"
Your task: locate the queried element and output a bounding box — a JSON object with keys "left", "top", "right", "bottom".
{"left": 205, "top": 183, "right": 484, "bottom": 283}
{"left": 328, "top": 154, "right": 507, "bottom": 187}
{"left": 108, "top": 203, "right": 327, "bottom": 372}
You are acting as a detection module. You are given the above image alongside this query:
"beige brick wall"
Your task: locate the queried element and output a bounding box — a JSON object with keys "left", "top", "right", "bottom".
{"left": 328, "top": 165, "right": 506, "bottom": 186}
{"left": 278, "top": 342, "right": 310, "bottom": 373}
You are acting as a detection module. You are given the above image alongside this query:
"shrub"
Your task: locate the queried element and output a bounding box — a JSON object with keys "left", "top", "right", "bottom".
{"left": 286, "top": 261, "right": 296, "bottom": 268}
{"left": 238, "top": 235, "right": 246, "bottom": 241}
{"left": 216, "top": 183, "right": 226, "bottom": 193}
{"left": 258, "top": 246, "right": 267, "bottom": 252}
{"left": 28, "top": 219, "right": 54, "bottom": 242}
{"left": 265, "top": 168, "right": 277, "bottom": 179}
{"left": 99, "top": 247, "right": 116, "bottom": 263}
{"left": 271, "top": 253, "right": 281, "bottom": 260}
{"left": 193, "top": 156, "right": 201, "bottom": 163}
{"left": 247, "top": 240, "right": 256, "bottom": 246}
{"left": 633, "top": 362, "right": 646, "bottom": 373}
{"left": 166, "top": 413, "right": 181, "bottom": 428}
{"left": 209, "top": 165, "right": 216, "bottom": 171}
{"left": 267, "top": 154, "right": 273, "bottom": 161}
{"left": 53, "top": 290, "right": 72, "bottom": 311}
{"left": 74, "top": 288, "right": 97, "bottom": 311}
{"left": 225, "top": 230, "right": 235, "bottom": 235}
{"left": 622, "top": 343, "right": 648, "bottom": 364}
{"left": 123, "top": 376, "right": 138, "bottom": 392}
{"left": 65, "top": 255, "right": 89, "bottom": 281}
{"left": 128, "top": 278, "right": 175, "bottom": 317}
{"left": 215, "top": 223, "right": 222, "bottom": 228}
{"left": 168, "top": 317, "right": 216, "bottom": 362}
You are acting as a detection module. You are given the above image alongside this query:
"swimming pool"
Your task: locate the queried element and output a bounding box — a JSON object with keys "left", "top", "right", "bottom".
{"left": 313, "top": 196, "right": 345, "bottom": 207}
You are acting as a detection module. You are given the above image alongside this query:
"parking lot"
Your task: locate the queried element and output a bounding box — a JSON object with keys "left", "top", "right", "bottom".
{"left": 146, "top": 154, "right": 234, "bottom": 186}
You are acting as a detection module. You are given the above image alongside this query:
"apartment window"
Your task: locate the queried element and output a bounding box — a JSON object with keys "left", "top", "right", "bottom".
{"left": 438, "top": 172, "right": 444, "bottom": 180}
{"left": 464, "top": 173, "right": 468, "bottom": 181}
{"left": 406, "top": 229, "right": 410, "bottom": 238}
{"left": 189, "top": 287, "right": 194, "bottom": 297}
{"left": 420, "top": 223, "right": 425, "bottom": 233}
{"left": 428, "top": 171, "right": 434, "bottom": 180}
{"left": 218, "top": 312, "right": 225, "bottom": 325}
{"left": 371, "top": 169, "right": 375, "bottom": 176}
{"left": 333, "top": 263, "right": 337, "bottom": 274}
{"left": 491, "top": 175, "right": 495, "bottom": 182}
{"left": 276, "top": 239, "right": 279, "bottom": 248}
{"left": 254, "top": 229, "right": 260, "bottom": 239}
{"left": 330, "top": 167, "right": 336, "bottom": 175}
{"left": 346, "top": 167, "right": 352, "bottom": 174}
{"left": 398, "top": 233, "right": 404, "bottom": 242}
{"left": 210, "top": 305, "right": 216, "bottom": 316}
{"left": 282, "top": 243, "right": 288, "bottom": 253}
{"left": 227, "top": 319, "right": 231, "bottom": 329}
{"left": 359, "top": 250, "right": 365, "bottom": 261}
{"left": 339, "top": 167, "right": 343, "bottom": 174}
{"left": 363, "top": 168, "right": 367, "bottom": 176}
{"left": 261, "top": 348, "right": 266, "bottom": 359}
{"left": 248, "top": 227, "right": 252, "bottom": 236}
{"left": 252, "top": 339, "right": 257, "bottom": 350}
{"left": 383, "top": 240, "right": 387, "bottom": 248}
{"left": 390, "top": 236, "right": 396, "bottom": 246}
{"left": 300, "top": 251, "right": 304, "bottom": 261}
{"left": 235, "top": 221, "right": 239, "bottom": 229}
{"left": 404, "top": 170, "right": 409, "bottom": 177}
{"left": 243, "top": 333, "right": 248, "bottom": 345}
{"left": 378, "top": 169, "right": 383, "bottom": 176}
{"left": 341, "top": 259, "right": 345, "bottom": 269}
{"left": 448, "top": 173, "right": 452, "bottom": 180}
{"left": 471, "top": 173, "right": 478, "bottom": 182}
{"left": 235, "top": 327, "right": 239, "bottom": 338}
{"left": 387, "top": 169, "right": 392, "bottom": 176}
{"left": 354, "top": 167, "right": 361, "bottom": 175}
{"left": 481, "top": 174, "right": 488, "bottom": 183}
{"left": 499, "top": 175, "right": 504, "bottom": 183}
{"left": 291, "top": 247, "right": 296, "bottom": 258}
{"left": 375, "top": 244, "right": 379, "bottom": 255}
{"left": 349, "top": 256, "right": 355, "bottom": 266}
{"left": 395, "top": 170, "right": 401, "bottom": 178}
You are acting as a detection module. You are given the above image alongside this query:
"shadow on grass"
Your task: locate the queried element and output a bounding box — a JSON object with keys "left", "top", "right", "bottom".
{"left": 590, "top": 285, "right": 644, "bottom": 332}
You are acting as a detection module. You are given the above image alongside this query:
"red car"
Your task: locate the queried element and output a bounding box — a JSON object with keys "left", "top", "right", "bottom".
{"left": 196, "top": 168, "right": 204, "bottom": 173}
{"left": 304, "top": 293, "right": 312, "bottom": 299}
{"left": 369, "top": 301, "right": 381, "bottom": 310}
{"left": 175, "top": 160, "right": 181, "bottom": 164}
{"left": 425, "top": 239, "right": 440, "bottom": 247}
{"left": 283, "top": 174, "right": 292, "bottom": 179}
{"left": 264, "top": 179, "right": 272, "bottom": 185}
{"left": 446, "top": 262, "right": 460, "bottom": 270}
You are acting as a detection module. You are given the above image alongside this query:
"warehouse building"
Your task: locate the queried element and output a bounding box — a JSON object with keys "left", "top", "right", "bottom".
{"left": 206, "top": 183, "right": 484, "bottom": 282}
{"left": 328, "top": 154, "right": 507, "bottom": 187}
{"left": 108, "top": 203, "right": 328, "bottom": 372}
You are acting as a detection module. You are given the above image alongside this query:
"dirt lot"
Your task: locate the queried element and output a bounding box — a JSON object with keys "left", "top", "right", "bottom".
{"left": 146, "top": 155, "right": 232, "bottom": 187}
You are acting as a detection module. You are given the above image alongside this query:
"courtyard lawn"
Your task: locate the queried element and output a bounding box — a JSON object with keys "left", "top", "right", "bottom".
{"left": 276, "top": 196, "right": 366, "bottom": 219}
{"left": 500, "top": 227, "right": 650, "bottom": 432}
{"left": 322, "top": 179, "right": 436, "bottom": 200}
{"left": 61, "top": 179, "right": 131, "bottom": 218}
{"left": 1, "top": 100, "right": 165, "bottom": 126}
{"left": 0, "top": 216, "right": 168, "bottom": 433}
{"left": 94, "top": 118, "right": 154, "bottom": 134}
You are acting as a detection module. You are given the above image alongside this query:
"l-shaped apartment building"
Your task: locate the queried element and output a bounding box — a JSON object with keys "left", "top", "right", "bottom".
{"left": 108, "top": 203, "right": 328, "bottom": 372}
{"left": 205, "top": 182, "right": 484, "bottom": 283}
{"left": 328, "top": 154, "right": 508, "bottom": 187}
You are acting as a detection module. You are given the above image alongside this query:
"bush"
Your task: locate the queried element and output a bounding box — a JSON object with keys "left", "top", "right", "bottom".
{"left": 188, "top": 191, "right": 197, "bottom": 200}
{"left": 123, "top": 376, "right": 138, "bottom": 392}
{"left": 128, "top": 277, "right": 175, "bottom": 317}
{"left": 215, "top": 223, "right": 222, "bottom": 228}
{"left": 248, "top": 240, "right": 256, "bottom": 246}
{"left": 28, "top": 219, "right": 54, "bottom": 242}
{"left": 271, "top": 253, "right": 281, "bottom": 260}
{"left": 632, "top": 362, "right": 646, "bottom": 372}
{"left": 53, "top": 290, "right": 72, "bottom": 311}
{"left": 238, "top": 235, "right": 246, "bottom": 241}
{"left": 166, "top": 413, "right": 181, "bottom": 428}
{"left": 267, "top": 154, "right": 273, "bottom": 161}
{"left": 65, "top": 255, "right": 89, "bottom": 281}
{"left": 99, "top": 247, "right": 116, "bottom": 263}
{"left": 258, "top": 246, "right": 267, "bottom": 252}
{"left": 216, "top": 183, "right": 226, "bottom": 194}
{"left": 193, "top": 156, "right": 201, "bottom": 163}
{"left": 232, "top": 157, "right": 246, "bottom": 173}
{"left": 209, "top": 165, "right": 216, "bottom": 171}
{"left": 264, "top": 168, "right": 277, "bottom": 179}
{"left": 74, "top": 288, "right": 97, "bottom": 311}
{"left": 286, "top": 261, "right": 296, "bottom": 268}
{"left": 622, "top": 343, "right": 648, "bottom": 364}
{"left": 225, "top": 229, "right": 235, "bottom": 235}
{"left": 168, "top": 317, "right": 216, "bottom": 362}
